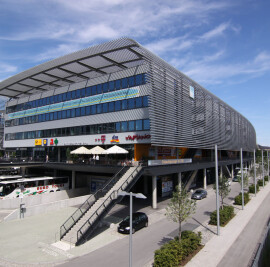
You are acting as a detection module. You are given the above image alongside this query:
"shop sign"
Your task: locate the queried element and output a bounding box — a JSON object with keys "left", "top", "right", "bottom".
{"left": 95, "top": 135, "right": 106, "bottom": 143}
{"left": 35, "top": 139, "right": 42, "bottom": 146}
{"left": 111, "top": 135, "right": 119, "bottom": 143}
{"left": 43, "top": 139, "right": 48, "bottom": 146}
{"left": 125, "top": 134, "right": 151, "bottom": 141}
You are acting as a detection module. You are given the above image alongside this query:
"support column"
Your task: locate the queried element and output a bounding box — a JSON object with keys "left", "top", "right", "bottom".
{"left": 203, "top": 169, "right": 207, "bottom": 189}
{"left": 58, "top": 147, "right": 61, "bottom": 162}
{"left": 21, "top": 167, "right": 26, "bottom": 178}
{"left": 72, "top": 170, "right": 76, "bottom": 190}
{"left": 143, "top": 176, "right": 148, "bottom": 195}
{"left": 220, "top": 166, "right": 223, "bottom": 177}
{"left": 152, "top": 176, "right": 157, "bottom": 209}
{"left": 231, "top": 165, "right": 234, "bottom": 178}
{"left": 178, "top": 172, "right": 182, "bottom": 188}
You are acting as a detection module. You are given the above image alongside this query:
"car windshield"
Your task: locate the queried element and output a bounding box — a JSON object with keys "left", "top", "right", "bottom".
{"left": 195, "top": 190, "right": 203, "bottom": 194}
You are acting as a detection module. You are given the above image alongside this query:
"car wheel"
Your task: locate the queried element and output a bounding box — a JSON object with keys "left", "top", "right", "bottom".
{"left": 145, "top": 222, "right": 148, "bottom": 227}
{"left": 132, "top": 228, "right": 135, "bottom": 234}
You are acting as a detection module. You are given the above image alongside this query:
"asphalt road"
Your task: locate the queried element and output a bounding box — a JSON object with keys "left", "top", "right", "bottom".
{"left": 60, "top": 181, "right": 243, "bottom": 267}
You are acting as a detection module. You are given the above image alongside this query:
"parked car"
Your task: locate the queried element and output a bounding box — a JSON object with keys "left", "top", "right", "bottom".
{"left": 232, "top": 176, "right": 239, "bottom": 182}
{"left": 118, "top": 212, "right": 148, "bottom": 234}
{"left": 191, "top": 189, "right": 207, "bottom": 200}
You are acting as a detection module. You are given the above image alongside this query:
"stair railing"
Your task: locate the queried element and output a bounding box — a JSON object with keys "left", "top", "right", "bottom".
{"left": 60, "top": 166, "right": 127, "bottom": 239}
{"left": 76, "top": 165, "right": 143, "bottom": 243}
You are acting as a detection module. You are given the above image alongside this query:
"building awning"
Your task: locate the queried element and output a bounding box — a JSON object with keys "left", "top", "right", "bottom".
{"left": 0, "top": 38, "right": 146, "bottom": 99}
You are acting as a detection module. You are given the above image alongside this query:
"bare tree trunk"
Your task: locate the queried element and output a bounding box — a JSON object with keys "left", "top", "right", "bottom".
{"left": 179, "top": 221, "right": 182, "bottom": 242}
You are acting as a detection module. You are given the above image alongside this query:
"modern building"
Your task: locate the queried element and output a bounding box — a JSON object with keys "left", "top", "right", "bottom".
{"left": 0, "top": 38, "right": 257, "bottom": 244}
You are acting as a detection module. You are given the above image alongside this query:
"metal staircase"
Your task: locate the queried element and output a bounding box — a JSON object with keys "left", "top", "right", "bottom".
{"left": 60, "top": 165, "right": 143, "bottom": 246}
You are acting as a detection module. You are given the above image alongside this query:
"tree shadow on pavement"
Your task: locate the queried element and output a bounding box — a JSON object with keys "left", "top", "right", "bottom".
{"left": 192, "top": 217, "right": 216, "bottom": 235}
{"left": 158, "top": 236, "right": 173, "bottom": 246}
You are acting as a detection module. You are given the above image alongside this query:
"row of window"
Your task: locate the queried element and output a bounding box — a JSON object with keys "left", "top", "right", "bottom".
{"left": 5, "top": 119, "right": 150, "bottom": 141}
{"left": 6, "top": 96, "right": 149, "bottom": 127}
{"left": 6, "top": 73, "right": 147, "bottom": 114}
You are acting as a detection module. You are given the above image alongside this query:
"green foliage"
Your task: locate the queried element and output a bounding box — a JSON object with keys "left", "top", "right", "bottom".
{"left": 264, "top": 176, "right": 269, "bottom": 182}
{"left": 166, "top": 186, "right": 196, "bottom": 241}
{"left": 234, "top": 192, "right": 250, "bottom": 205}
{"left": 258, "top": 179, "right": 264, "bottom": 186}
{"left": 154, "top": 231, "right": 202, "bottom": 267}
{"left": 213, "top": 175, "right": 231, "bottom": 209}
{"left": 249, "top": 184, "right": 260, "bottom": 193}
{"left": 209, "top": 206, "right": 234, "bottom": 226}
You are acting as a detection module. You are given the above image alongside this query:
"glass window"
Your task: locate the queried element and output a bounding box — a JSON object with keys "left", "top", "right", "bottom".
{"left": 45, "top": 113, "right": 49, "bottom": 121}
{"left": 67, "top": 91, "right": 71, "bottom": 101}
{"left": 116, "top": 122, "right": 121, "bottom": 132}
{"left": 136, "top": 74, "right": 142, "bottom": 85}
{"left": 97, "top": 104, "right": 102, "bottom": 114}
{"left": 75, "top": 108, "right": 81, "bottom": 117}
{"left": 76, "top": 89, "right": 81, "bottom": 99}
{"left": 128, "top": 98, "right": 135, "bottom": 109}
{"left": 92, "top": 85, "right": 97, "bottom": 95}
{"left": 53, "top": 112, "right": 57, "bottom": 120}
{"left": 86, "top": 87, "right": 91, "bottom": 96}
{"left": 135, "top": 97, "right": 142, "bottom": 108}
{"left": 107, "top": 123, "right": 115, "bottom": 133}
{"left": 86, "top": 106, "right": 91, "bottom": 115}
{"left": 42, "top": 98, "right": 46, "bottom": 106}
{"left": 143, "top": 119, "right": 150, "bottom": 130}
{"left": 58, "top": 94, "right": 63, "bottom": 102}
{"left": 57, "top": 111, "right": 62, "bottom": 120}
{"left": 122, "top": 99, "right": 128, "bottom": 110}
{"left": 66, "top": 109, "right": 71, "bottom": 118}
{"left": 50, "top": 113, "right": 54, "bottom": 121}
{"left": 46, "top": 97, "right": 50, "bottom": 105}
{"left": 115, "top": 80, "right": 121, "bottom": 90}
{"left": 81, "top": 88, "right": 86, "bottom": 98}
{"left": 143, "top": 96, "right": 148, "bottom": 107}
{"left": 103, "top": 83, "right": 108, "bottom": 93}
{"left": 62, "top": 93, "right": 67, "bottom": 101}
{"left": 128, "top": 76, "right": 135, "bottom": 87}
{"left": 97, "top": 125, "right": 103, "bottom": 133}
{"left": 128, "top": 121, "right": 135, "bottom": 131}
{"left": 66, "top": 128, "right": 70, "bottom": 136}
{"left": 102, "top": 103, "right": 108, "bottom": 113}
{"left": 71, "top": 109, "right": 75, "bottom": 118}
{"left": 38, "top": 99, "right": 42, "bottom": 107}
{"left": 91, "top": 105, "right": 96, "bottom": 115}
{"left": 62, "top": 110, "right": 67, "bottom": 119}
{"left": 70, "top": 127, "right": 75, "bottom": 136}
{"left": 71, "top": 90, "right": 76, "bottom": 99}
{"left": 80, "top": 106, "right": 85, "bottom": 116}
{"left": 115, "top": 100, "right": 121, "bottom": 111}
{"left": 54, "top": 95, "right": 58, "bottom": 103}
{"left": 122, "top": 78, "right": 128, "bottom": 89}
{"left": 57, "top": 128, "right": 62, "bottom": 136}
{"left": 121, "top": 121, "right": 128, "bottom": 132}
{"left": 108, "top": 102, "right": 114, "bottom": 112}
{"left": 90, "top": 125, "right": 97, "bottom": 134}
{"left": 136, "top": 120, "right": 143, "bottom": 130}
{"left": 97, "top": 84, "right": 102, "bottom": 94}
{"left": 109, "top": 81, "right": 114, "bottom": 91}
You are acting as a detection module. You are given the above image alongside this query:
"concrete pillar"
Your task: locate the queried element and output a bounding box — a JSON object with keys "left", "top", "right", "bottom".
{"left": 21, "top": 167, "right": 26, "bottom": 178}
{"left": 58, "top": 147, "right": 61, "bottom": 162}
{"left": 72, "top": 170, "right": 76, "bottom": 190}
{"left": 220, "top": 166, "right": 223, "bottom": 178}
{"left": 143, "top": 176, "right": 148, "bottom": 195}
{"left": 203, "top": 169, "right": 207, "bottom": 189}
{"left": 231, "top": 165, "right": 234, "bottom": 178}
{"left": 178, "top": 172, "right": 182, "bottom": 188}
{"left": 152, "top": 176, "right": 157, "bottom": 209}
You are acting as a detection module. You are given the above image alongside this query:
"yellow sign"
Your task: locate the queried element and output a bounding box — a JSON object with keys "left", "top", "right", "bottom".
{"left": 35, "top": 139, "right": 42, "bottom": 146}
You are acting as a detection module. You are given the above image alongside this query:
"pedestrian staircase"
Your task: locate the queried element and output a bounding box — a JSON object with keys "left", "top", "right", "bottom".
{"left": 183, "top": 170, "right": 198, "bottom": 190}
{"left": 60, "top": 165, "right": 143, "bottom": 246}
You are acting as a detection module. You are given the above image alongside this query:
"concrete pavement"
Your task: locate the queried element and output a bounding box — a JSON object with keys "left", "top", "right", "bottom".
{"left": 0, "top": 181, "right": 269, "bottom": 266}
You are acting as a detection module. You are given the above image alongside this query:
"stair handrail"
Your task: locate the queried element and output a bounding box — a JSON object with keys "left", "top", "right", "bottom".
{"left": 76, "top": 165, "right": 143, "bottom": 243}
{"left": 60, "top": 166, "right": 127, "bottom": 239}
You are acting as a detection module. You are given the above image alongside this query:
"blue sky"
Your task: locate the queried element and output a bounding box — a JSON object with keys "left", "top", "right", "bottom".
{"left": 0, "top": 0, "right": 269, "bottom": 146}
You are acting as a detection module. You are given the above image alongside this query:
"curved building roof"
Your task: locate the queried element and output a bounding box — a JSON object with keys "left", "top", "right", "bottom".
{"left": 0, "top": 38, "right": 144, "bottom": 99}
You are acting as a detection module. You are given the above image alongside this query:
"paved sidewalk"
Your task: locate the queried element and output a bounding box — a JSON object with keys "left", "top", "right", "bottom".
{"left": 186, "top": 181, "right": 270, "bottom": 267}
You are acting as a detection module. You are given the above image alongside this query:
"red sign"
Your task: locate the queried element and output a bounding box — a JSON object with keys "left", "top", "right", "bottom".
{"left": 126, "top": 134, "right": 151, "bottom": 141}
{"left": 95, "top": 135, "right": 106, "bottom": 143}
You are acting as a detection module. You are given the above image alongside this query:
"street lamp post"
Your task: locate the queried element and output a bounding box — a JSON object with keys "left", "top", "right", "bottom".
{"left": 118, "top": 191, "right": 147, "bottom": 267}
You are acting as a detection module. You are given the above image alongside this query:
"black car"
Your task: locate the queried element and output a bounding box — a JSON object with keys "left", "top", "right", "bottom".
{"left": 118, "top": 212, "right": 148, "bottom": 234}
{"left": 191, "top": 189, "right": 207, "bottom": 200}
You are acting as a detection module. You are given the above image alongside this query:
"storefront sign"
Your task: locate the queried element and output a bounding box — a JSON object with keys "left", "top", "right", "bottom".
{"left": 148, "top": 158, "right": 192, "bottom": 166}
{"left": 111, "top": 135, "right": 119, "bottom": 143}
{"left": 43, "top": 139, "right": 48, "bottom": 146}
{"left": 95, "top": 135, "right": 106, "bottom": 143}
{"left": 126, "top": 134, "right": 151, "bottom": 141}
{"left": 35, "top": 139, "right": 42, "bottom": 146}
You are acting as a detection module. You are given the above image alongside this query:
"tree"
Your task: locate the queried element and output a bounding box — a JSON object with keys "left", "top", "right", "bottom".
{"left": 165, "top": 185, "right": 196, "bottom": 242}
{"left": 213, "top": 175, "right": 231, "bottom": 209}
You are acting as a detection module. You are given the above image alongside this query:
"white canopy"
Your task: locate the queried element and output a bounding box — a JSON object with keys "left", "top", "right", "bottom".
{"left": 70, "top": 146, "right": 91, "bottom": 154}
{"left": 102, "top": 145, "right": 129, "bottom": 154}
{"left": 88, "top": 146, "right": 105, "bottom": 155}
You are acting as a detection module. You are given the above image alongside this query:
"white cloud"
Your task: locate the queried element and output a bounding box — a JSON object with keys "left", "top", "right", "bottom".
{"left": 200, "top": 22, "right": 231, "bottom": 40}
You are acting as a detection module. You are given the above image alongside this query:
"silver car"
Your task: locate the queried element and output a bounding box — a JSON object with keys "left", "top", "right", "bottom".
{"left": 191, "top": 189, "right": 207, "bottom": 200}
